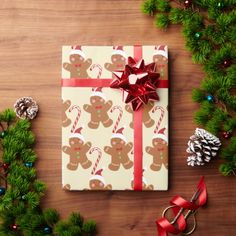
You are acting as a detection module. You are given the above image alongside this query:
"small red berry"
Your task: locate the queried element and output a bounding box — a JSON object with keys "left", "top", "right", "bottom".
{"left": 222, "top": 131, "right": 232, "bottom": 139}
{"left": 2, "top": 163, "right": 9, "bottom": 171}
{"left": 184, "top": 0, "right": 192, "bottom": 8}
{"left": 222, "top": 59, "right": 231, "bottom": 68}
{"left": 11, "top": 224, "right": 18, "bottom": 230}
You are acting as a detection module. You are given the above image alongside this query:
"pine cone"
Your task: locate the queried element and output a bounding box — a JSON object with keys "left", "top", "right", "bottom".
{"left": 186, "top": 128, "right": 221, "bottom": 166}
{"left": 14, "top": 97, "right": 38, "bottom": 120}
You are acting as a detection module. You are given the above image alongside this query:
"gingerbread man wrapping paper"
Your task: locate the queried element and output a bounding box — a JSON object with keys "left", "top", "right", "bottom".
{"left": 61, "top": 45, "right": 168, "bottom": 191}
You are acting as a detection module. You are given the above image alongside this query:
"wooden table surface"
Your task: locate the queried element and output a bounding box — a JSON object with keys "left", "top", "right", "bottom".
{"left": 0, "top": 0, "right": 235, "bottom": 235}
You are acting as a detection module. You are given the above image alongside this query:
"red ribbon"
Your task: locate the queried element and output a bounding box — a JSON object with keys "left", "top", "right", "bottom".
{"left": 61, "top": 45, "right": 168, "bottom": 191}
{"left": 61, "top": 78, "right": 168, "bottom": 88}
{"left": 156, "top": 176, "right": 207, "bottom": 236}
{"left": 130, "top": 45, "right": 143, "bottom": 190}
{"left": 133, "top": 106, "right": 143, "bottom": 190}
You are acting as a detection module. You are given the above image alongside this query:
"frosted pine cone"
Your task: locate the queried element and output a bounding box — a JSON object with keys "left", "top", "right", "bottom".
{"left": 14, "top": 97, "right": 38, "bottom": 120}
{"left": 187, "top": 128, "right": 221, "bottom": 166}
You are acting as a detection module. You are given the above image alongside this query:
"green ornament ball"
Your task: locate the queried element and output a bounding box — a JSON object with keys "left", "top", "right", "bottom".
{"left": 194, "top": 32, "right": 201, "bottom": 39}
{"left": 0, "top": 187, "right": 6, "bottom": 196}
{"left": 43, "top": 226, "right": 52, "bottom": 234}
{"left": 24, "top": 162, "right": 33, "bottom": 168}
{"left": 0, "top": 131, "right": 6, "bottom": 138}
{"left": 217, "top": 2, "right": 224, "bottom": 8}
{"left": 206, "top": 94, "right": 214, "bottom": 102}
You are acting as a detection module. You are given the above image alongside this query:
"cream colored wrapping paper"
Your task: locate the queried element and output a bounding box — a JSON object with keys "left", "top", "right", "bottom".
{"left": 61, "top": 45, "right": 168, "bottom": 191}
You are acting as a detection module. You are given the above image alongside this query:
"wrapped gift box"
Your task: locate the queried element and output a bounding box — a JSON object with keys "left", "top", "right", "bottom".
{"left": 61, "top": 45, "right": 169, "bottom": 191}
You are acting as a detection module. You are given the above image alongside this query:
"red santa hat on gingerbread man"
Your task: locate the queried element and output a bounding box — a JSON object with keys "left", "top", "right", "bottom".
{"left": 153, "top": 127, "right": 168, "bottom": 143}
{"left": 112, "top": 46, "right": 127, "bottom": 58}
{"left": 70, "top": 127, "right": 85, "bottom": 142}
{"left": 90, "top": 168, "right": 106, "bottom": 185}
{"left": 111, "top": 127, "right": 127, "bottom": 143}
{"left": 69, "top": 45, "right": 86, "bottom": 58}
{"left": 91, "top": 87, "right": 107, "bottom": 101}
{"left": 153, "top": 45, "right": 168, "bottom": 58}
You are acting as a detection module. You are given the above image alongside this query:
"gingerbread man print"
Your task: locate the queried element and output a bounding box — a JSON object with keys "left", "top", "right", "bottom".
{"left": 62, "top": 99, "right": 72, "bottom": 128}
{"left": 104, "top": 46, "right": 127, "bottom": 77}
{"left": 89, "top": 169, "right": 112, "bottom": 190}
{"left": 63, "top": 45, "right": 92, "bottom": 78}
{"left": 128, "top": 169, "right": 154, "bottom": 190}
{"left": 104, "top": 127, "right": 133, "bottom": 171}
{"left": 125, "top": 102, "right": 155, "bottom": 129}
{"left": 63, "top": 184, "right": 71, "bottom": 191}
{"left": 62, "top": 127, "right": 92, "bottom": 171}
{"left": 146, "top": 128, "right": 168, "bottom": 171}
{"left": 153, "top": 45, "right": 168, "bottom": 80}
{"left": 131, "top": 178, "right": 154, "bottom": 191}
{"left": 83, "top": 87, "right": 113, "bottom": 129}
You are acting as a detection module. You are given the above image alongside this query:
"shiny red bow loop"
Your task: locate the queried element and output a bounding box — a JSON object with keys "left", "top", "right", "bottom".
{"left": 110, "top": 57, "right": 160, "bottom": 111}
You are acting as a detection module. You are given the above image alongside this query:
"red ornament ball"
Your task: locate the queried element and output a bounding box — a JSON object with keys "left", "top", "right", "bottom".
{"left": 184, "top": 0, "right": 192, "bottom": 8}
{"left": 2, "top": 163, "right": 9, "bottom": 171}
{"left": 223, "top": 59, "right": 231, "bottom": 68}
{"left": 222, "top": 131, "right": 232, "bottom": 139}
{"left": 12, "top": 224, "right": 18, "bottom": 230}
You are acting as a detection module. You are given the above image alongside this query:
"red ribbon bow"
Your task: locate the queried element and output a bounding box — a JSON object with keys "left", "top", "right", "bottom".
{"left": 156, "top": 176, "right": 207, "bottom": 236}
{"left": 110, "top": 57, "right": 160, "bottom": 111}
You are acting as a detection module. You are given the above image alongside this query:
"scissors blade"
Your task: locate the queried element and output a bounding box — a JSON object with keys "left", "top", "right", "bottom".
{"left": 190, "top": 188, "right": 202, "bottom": 203}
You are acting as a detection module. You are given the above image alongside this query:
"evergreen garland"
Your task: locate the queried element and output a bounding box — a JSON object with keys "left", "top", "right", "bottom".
{"left": 0, "top": 109, "right": 96, "bottom": 236}
{"left": 141, "top": 0, "right": 236, "bottom": 176}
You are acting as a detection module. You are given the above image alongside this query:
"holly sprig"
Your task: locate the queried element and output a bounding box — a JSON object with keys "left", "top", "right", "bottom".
{"left": 142, "top": 0, "right": 236, "bottom": 176}
{"left": 0, "top": 109, "right": 96, "bottom": 235}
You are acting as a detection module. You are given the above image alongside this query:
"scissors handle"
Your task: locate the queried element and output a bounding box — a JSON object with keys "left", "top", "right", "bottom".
{"left": 183, "top": 211, "right": 197, "bottom": 235}
{"left": 162, "top": 205, "right": 184, "bottom": 224}
{"left": 162, "top": 205, "right": 197, "bottom": 235}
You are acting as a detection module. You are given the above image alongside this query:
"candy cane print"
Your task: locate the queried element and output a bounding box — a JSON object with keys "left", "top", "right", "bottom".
{"left": 90, "top": 64, "right": 103, "bottom": 78}
{"left": 90, "top": 147, "right": 102, "bottom": 175}
{"left": 110, "top": 105, "right": 123, "bottom": 133}
{"left": 69, "top": 105, "right": 81, "bottom": 133}
{"left": 152, "top": 106, "right": 165, "bottom": 134}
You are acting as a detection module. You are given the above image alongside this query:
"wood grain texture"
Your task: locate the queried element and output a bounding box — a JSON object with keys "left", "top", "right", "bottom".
{"left": 0, "top": 0, "right": 235, "bottom": 235}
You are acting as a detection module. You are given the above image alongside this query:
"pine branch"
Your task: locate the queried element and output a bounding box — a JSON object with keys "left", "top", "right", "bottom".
{"left": 0, "top": 110, "right": 96, "bottom": 235}
{"left": 142, "top": 0, "right": 236, "bottom": 176}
